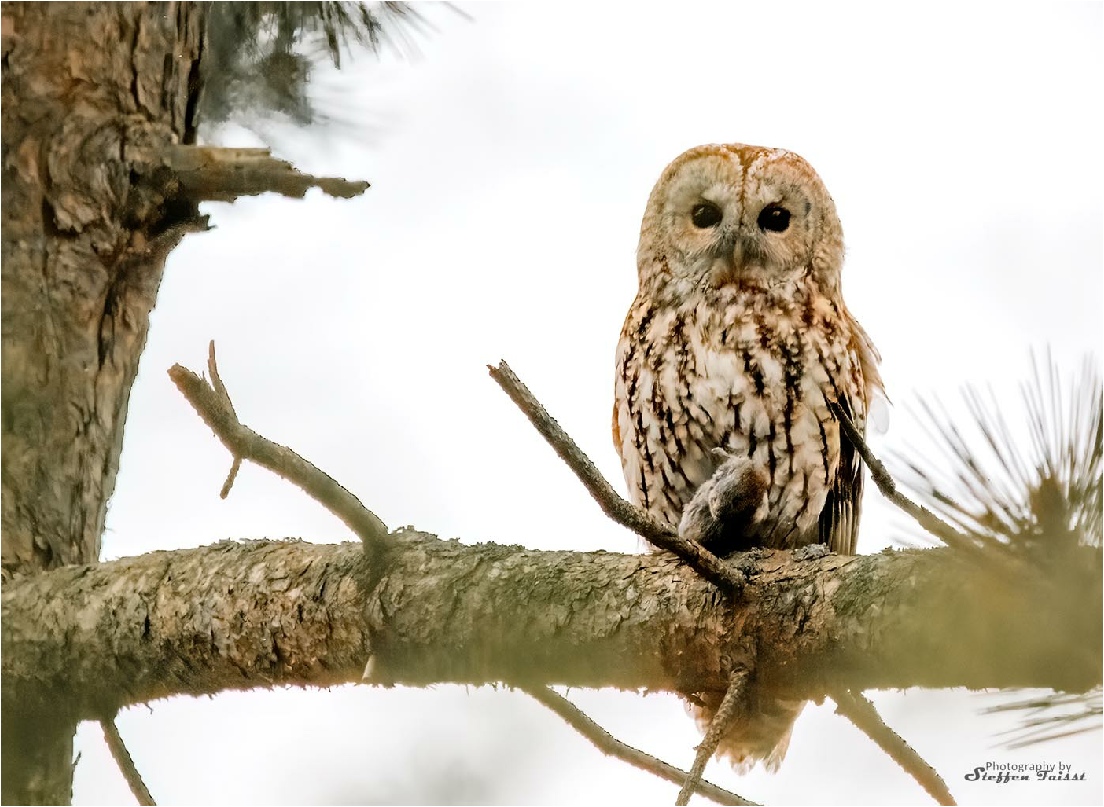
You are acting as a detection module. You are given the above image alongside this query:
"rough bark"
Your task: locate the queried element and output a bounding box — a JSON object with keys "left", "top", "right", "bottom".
{"left": 1, "top": 1, "right": 205, "bottom": 580}
{"left": 1, "top": 4, "right": 206, "bottom": 802}
{"left": 2, "top": 5, "right": 1099, "bottom": 804}
{"left": 0, "top": 5, "right": 380, "bottom": 802}
{"left": 3, "top": 535, "right": 1099, "bottom": 723}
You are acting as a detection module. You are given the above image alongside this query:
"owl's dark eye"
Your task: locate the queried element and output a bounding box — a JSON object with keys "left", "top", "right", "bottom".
{"left": 691, "top": 202, "right": 723, "bottom": 229}
{"left": 757, "top": 205, "right": 791, "bottom": 233}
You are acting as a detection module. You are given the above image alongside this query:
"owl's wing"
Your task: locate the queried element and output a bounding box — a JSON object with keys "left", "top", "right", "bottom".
{"left": 820, "top": 307, "right": 881, "bottom": 555}
{"left": 819, "top": 391, "right": 863, "bottom": 556}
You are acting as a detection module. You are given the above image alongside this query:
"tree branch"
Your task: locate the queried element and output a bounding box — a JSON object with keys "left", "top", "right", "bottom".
{"left": 488, "top": 360, "right": 745, "bottom": 594}
{"left": 3, "top": 535, "right": 1097, "bottom": 721}
{"left": 100, "top": 719, "right": 156, "bottom": 806}
{"left": 828, "top": 400, "right": 999, "bottom": 564}
{"left": 677, "top": 670, "right": 750, "bottom": 806}
{"left": 167, "top": 343, "right": 389, "bottom": 547}
{"left": 522, "top": 687, "right": 755, "bottom": 807}
{"left": 832, "top": 690, "right": 955, "bottom": 805}
{"left": 127, "top": 145, "right": 370, "bottom": 202}
{"left": 4, "top": 356, "right": 1096, "bottom": 801}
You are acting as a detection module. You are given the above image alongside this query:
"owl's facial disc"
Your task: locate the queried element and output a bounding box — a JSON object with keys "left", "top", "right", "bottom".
{"left": 638, "top": 144, "right": 843, "bottom": 295}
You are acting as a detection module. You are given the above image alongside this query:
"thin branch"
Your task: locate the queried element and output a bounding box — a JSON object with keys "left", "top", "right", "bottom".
{"left": 489, "top": 360, "right": 744, "bottom": 594}
{"left": 677, "top": 669, "right": 750, "bottom": 806}
{"left": 168, "top": 341, "right": 389, "bottom": 547}
{"left": 827, "top": 399, "right": 962, "bottom": 543}
{"left": 827, "top": 399, "right": 1009, "bottom": 570}
{"left": 219, "top": 455, "right": 242, "bottom": 499}
{"left": 206, "top": 339, "right": 234, "bottom": 407}
{"left": 204, "top": 341, "right": 244, "bottom": 498}
{"left": 832, "top": 689, "right": 955, "bottom": 806}
{"left": 523, "top": 687, "right": 756, "bottom": 807}
{"left": 100, "top": 719, "right": 155, "bottom": 806}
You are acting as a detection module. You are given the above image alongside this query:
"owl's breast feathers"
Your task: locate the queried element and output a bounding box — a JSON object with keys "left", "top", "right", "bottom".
{"left": 613, "top": 277, "right": 878, "bottom": 555}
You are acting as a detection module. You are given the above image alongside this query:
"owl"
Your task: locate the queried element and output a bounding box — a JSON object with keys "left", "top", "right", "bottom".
{"left": 612, "top": 143, "right": 882, "bottom": 768}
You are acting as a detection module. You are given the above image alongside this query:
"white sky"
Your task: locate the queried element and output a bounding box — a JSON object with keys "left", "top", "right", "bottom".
{"left": 74, "top": 3, "right": 1101, "bottom": 805}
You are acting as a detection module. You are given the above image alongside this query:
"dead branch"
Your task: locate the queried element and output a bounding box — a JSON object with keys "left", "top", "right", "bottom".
{"left": 168, "top": 343, "right": 389, "bottom": 547}
{"left": 827, "top": 399, "right": 1026, "bottom": 577}
{"left": 128, "top": 145, "right": 370, "bottom": 202}
{"left": 100, "top": 718, "right": 155, "bottom": 806}
{"left": 827, "top": 399, "right": 962, "bottom": 543}
{"left": 1, "top": 356, "right": 1094, "bottom": 807}
{"left": 488, "top": 360, "right": 745, "bottom": 594}
{"left": 677, "top": 670, "right": 750, "bottom": 806}
{"left": 523, "top": 687, "right": 755, "bottom": 807}
{"left": 832, "top": 690, "right": 955, "bottom": 805}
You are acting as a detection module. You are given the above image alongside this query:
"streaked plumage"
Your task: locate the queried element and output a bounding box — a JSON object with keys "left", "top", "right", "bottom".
{"left": 612, "top": 142, "right": 881, "bottom": 768}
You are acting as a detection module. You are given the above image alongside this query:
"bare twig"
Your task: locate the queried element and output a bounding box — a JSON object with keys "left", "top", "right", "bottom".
{"left": 832, "top": 689, "right": 955, "bottom": 806}
{"left": 826, "top": 399, "right": 1005, "bottom": 569}
{"left": 206, "top": 340, "right": 234, "bottom": 406}
{"left": 100, "top": 718, "right": 155, "bottom": 806}
{"left": 827, "top": 399, "right": 961, "bottom": 543}
{"left": 676, "top": 669, "right": 750, "bottom": 806}
{"left": 204, "top": 342, "right": 244, "bottom": 498}
{"left": 523, "top": 687, "right": 755, "bottom": 807}
{"left": 489, "top": 360, "right": 744, "bottom": 594}
{"left": 168, "top": 341, "right": 389, "bottom": 546}
{"left": 219, "top": 455, "right": 243, "bottom": 499}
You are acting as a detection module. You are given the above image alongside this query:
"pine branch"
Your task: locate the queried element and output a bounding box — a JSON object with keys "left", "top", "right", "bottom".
{"left": 6, "top": 533, "right": 1097, "bottom": 721}
{"left": 523, "top": 687, "right": 755, "bottom": 807}
{"left": 676, "top": 670, "right": 750, "bottom": 806}
{"left": 488, "top": 360, "right": 745, "bottom": 594}
{"left": 168, "top": 341, "right": 388, "bottom": 547}
{"left": 101, "top": 719, "right": 156, "bottom": 806}
{"left": 832, "top": 690, "right": 955, "bottom": 805}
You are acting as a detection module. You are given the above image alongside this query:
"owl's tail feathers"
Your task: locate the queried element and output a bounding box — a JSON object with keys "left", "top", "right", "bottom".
{"left": 687, "top": 694, "right": 805, "bottom": 773}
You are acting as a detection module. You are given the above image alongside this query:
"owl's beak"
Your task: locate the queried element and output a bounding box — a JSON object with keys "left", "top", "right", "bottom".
{"left": 730, "top": 235, "right": 748, "bottom": 268}
{"left": 709, "top": 231, "right": 761, "bottom": 287}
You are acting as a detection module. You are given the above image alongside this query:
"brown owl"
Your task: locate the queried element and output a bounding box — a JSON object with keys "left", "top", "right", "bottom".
{"left": 612, "top": 142, "right": 882, "bottom": 768}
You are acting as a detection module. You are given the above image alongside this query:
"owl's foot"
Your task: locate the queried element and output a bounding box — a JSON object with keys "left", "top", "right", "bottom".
{"left": 678, "top": 452, "right": 769, "bottom": 555}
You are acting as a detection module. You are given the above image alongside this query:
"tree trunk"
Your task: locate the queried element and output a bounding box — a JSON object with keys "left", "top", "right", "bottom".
{"left": 1, "top": 3, "right": 205, "bottom": 802}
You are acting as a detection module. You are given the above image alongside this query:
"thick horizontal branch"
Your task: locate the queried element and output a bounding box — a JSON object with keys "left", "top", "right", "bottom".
{"left": 2, "top": 535, "right": 1098, "bottom": 720}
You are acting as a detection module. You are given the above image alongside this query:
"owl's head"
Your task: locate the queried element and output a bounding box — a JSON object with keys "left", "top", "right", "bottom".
{"left": 637, "top": 143, "right": 844, "bottom": 296}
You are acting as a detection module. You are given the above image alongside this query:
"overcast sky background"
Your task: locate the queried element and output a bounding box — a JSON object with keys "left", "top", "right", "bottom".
{"left": 72, "top": 3, "right": 1101, "bottom": 805}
